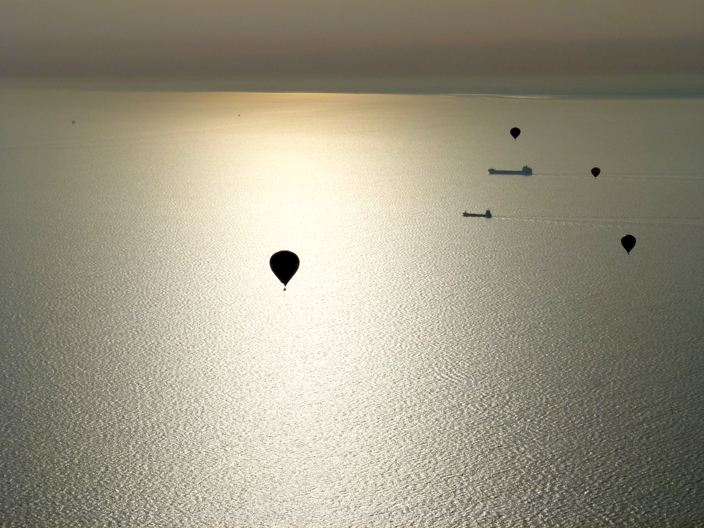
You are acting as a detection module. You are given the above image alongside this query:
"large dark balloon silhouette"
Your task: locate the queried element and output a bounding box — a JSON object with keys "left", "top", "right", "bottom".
{"left": 510, "top": 127, "right": 521, "bottom": 140}
{"left": 591, "top": 167, "right": 600, "bottom": 178}
{"left": 621, "top": 235, "right": 636, "bottom": 254}
{"left": 270, "top": 251, "right": 299, "bottom": 290}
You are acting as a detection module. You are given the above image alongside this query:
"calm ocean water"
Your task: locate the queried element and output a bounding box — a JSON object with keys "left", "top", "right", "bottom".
{"left": 1, "top": 88, "right": 703, "bottom": 526}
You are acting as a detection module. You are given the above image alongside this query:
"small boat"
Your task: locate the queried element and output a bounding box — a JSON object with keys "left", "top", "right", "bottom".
{"left": 463, "top": 209, "right": 492, "bottom": 218}
{"left": 488, "top": 166, "right": 532, "bottom": 175}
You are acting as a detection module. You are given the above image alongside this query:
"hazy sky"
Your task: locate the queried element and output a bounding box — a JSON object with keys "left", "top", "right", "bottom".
{"left": 2, "top": 0, "right": 703, "bottom": 76}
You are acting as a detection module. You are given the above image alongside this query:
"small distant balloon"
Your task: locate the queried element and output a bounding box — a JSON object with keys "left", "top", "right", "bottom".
{"left": 72, "top": 120, "right": 76, "bottom": 124}
{"left": 510, "top": 127, "right": 521, "bottom": 140}
{"left": 621, "top": 235, "right": 636, "bottom": 254}
{"left": 591, "top": 167, "right": 600, "bottom": 178}
{"left": 270, "top": 250, "right": 300, "bottom": 291}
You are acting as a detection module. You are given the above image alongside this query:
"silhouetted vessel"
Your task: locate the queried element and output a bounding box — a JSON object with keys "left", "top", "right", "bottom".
{"left": 488, "top": 166, "right": 532, "bottom": 175}
{"left": 463, "top": 209, "right": 492, "bottom": 218}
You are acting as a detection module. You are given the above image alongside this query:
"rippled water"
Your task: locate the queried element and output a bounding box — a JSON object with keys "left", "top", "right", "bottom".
{"left": 1, "top": 89, "right": 703, "bottom": 526}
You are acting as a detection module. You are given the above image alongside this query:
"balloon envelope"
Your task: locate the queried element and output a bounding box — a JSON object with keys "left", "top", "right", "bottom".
{"left": 621, "top": 235, "right": 636, "bottom": 254}
{"left": 270, "top": 251, "right": 300, "bottom": 289}
{"left": 510, "top": 127, "right": 521, "bottom": 140}
{"left": 591, "top": 167, "right": 600, "bottom": 177}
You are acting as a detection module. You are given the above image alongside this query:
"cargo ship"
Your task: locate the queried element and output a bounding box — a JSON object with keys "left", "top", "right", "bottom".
{"left": 463, "top": 209, "right": 492, "bottom": 218}
{"left": 488, "top": 166, "right": 532, "bottom": 175}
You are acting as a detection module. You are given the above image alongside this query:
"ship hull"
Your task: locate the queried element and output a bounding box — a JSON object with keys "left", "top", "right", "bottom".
{"left": 488, "top": 166, "right": 532, "bottom": 175}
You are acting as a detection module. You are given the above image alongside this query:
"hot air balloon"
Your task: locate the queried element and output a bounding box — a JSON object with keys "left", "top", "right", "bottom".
{"left": 591, "top": 167, "right": 600, "bottom": 178}
{"left": 510, "top": 127, "right": 521, "bottom": 140}
{"left": 270, "top": 251, "right": 299, "bottom": 290}
{"left": 621, "top": 235, "right": 636, "bottom": 254}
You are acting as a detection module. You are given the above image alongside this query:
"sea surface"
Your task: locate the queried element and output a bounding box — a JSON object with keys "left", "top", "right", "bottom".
{"left": 1, "top": 87, "right": 703, "bottom": 527}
